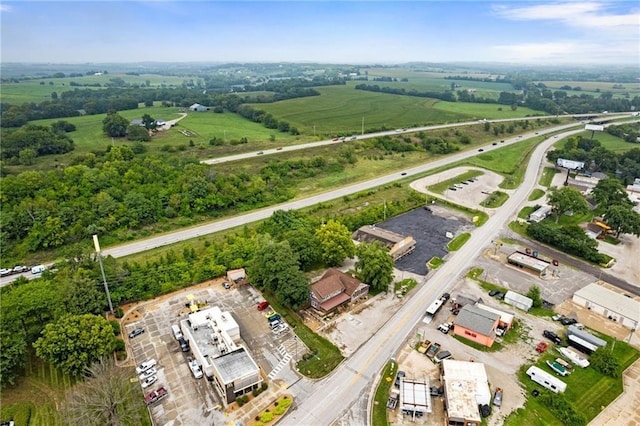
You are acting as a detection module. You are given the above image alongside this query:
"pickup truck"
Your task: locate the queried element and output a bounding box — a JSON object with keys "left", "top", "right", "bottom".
{"left": 144, "top": 387, "right": 168, "bottom": 405}
{"left": 426, "top": 342, "right": 441, "bottom": 358}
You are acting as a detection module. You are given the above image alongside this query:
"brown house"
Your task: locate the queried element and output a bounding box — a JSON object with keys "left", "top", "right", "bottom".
{"left": 310, "top": 269, "right": 369, "bottom": 313}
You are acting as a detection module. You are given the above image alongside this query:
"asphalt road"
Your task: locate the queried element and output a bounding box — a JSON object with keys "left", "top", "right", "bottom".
{"left": 278, "top": 128, "right": 586, "bottom": 426}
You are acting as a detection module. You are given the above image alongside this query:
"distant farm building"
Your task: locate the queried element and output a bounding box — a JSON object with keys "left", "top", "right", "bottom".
{"left": 352, "top": 225, "right": 416, "bottom": 261}
{"left": 573, "top": 283, "right": 640, "bottom": 330}
{"left": 452, "top": 304, "right": 501, "bottom": 347}
{"left": 442, "top": 360, "right": 491, "bottom": 426}
{"left": 189, "top": 103, "right": 210, "bottom": 112}
{"left": 504, "top": 290, "right": 533, "bottom": 312}
{"left": 507, "top": 251, "right": 550, "bottom": 276}
{"left": 309, "top": 269, "right": 369, "bottom": 314}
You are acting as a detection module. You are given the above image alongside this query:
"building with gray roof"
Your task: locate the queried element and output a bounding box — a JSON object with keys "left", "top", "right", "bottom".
{"left": 452, "top": 304, "right": 500, "bottom": 347}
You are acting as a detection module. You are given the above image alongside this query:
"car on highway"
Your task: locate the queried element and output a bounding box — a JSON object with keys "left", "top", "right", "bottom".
{"left": 136, "top": 359, "right": 157, "bottom": 374}
{"left": 12, "top": 265, "right": 27, "bottom": 273}
{"left": 257, "top": 151, "right": 264, "bottom": 155}
{"left": 492, "top": 142, "right": 497, "bottom": 145}
{"left": 276, "top": 147, "right": 283, "bottom": 150}
{"left": 350, "top": 136, "right": 357, "bottom": 140}
{"left": 139, "top": 367, "right": 157, "bottom": 381}
{"left": 141, "top": 375, "right": 158, "bottom": 389}
{"left": 129, "top": 328, "right": 145, "bottom": 338}
{"left": 401, "top": 172, "right": 407, "bottom": 176}
{"left": 478, "top": 148, "right": 484, "bottom": 152}
{"left": 332, "top": 137, "right": 340, "bottom": 141}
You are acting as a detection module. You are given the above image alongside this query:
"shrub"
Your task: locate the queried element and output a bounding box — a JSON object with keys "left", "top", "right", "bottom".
{"left": 259, "top": 412, "right": 274, "bottom": 423}
{"left": 109, "top": 320, "right": 121, "bottom": 335}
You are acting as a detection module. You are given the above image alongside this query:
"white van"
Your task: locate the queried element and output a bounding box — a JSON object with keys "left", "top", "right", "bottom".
{"left": 171, "top": 324, "right": 183, "bottom": 340}
{"left": 31, "top": 265, "right": 46, "bottom": 275}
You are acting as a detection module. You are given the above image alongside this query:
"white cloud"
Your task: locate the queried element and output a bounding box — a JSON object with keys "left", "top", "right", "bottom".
{"left": 493, "top": 2, "right": 640, "bottom": 30}
{"left": 0, "top": 4, "right": 13, "bottom": 12}
{"left": 493, "top": 42, "right": 577, "bottom": 62}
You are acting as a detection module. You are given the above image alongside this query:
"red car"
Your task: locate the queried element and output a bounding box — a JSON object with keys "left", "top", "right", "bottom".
{"left": 257, "top": 301, "right": 270, "bottom": 311}
{"left": 535, "top": 341, "right": 548, "bottom": 353}
{"left": 144, "top": 387, "right": 168, "bottom": 405}
{"left": 332, "top": 137, "right": 340, "bottom": 141}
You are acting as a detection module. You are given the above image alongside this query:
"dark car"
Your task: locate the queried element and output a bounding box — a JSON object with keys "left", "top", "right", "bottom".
{"left": 492, "top": 142, "right": 497, "bottom": 145}
{"left": 488, "top": 289, "right": 500, "bottom": 297}
{"left": 257, "top": 151, "right": 264, "bottom": 155}
{"left": 478, "top": 148, "right": 484, "bottom": 152}
{"left": 543, "top": 330, "right": 562, "bottom": 345}
{"left": 561, "top": 317, "right": 577, "bottom": 326}
{"left": 178, "top": 337, "right": 190, "bottom": 352}
{"left": 494, "top": 292, "right": 505, "bottom": 300}
{"left": 222, "top": 281, "right": 231, "bottom": 289}
{"left": 129, "top": 328, "right": 144, "bottom": 338}
{"left": 401, "top": 172, "right": 407, "bottom": 176}
{"left": 394, "top": 370, "right": 405, "bottom": 388}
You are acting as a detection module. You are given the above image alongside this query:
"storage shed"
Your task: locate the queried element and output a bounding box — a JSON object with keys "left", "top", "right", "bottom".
{"left": 504, "top": 291, "right": 533, "bottom": 312}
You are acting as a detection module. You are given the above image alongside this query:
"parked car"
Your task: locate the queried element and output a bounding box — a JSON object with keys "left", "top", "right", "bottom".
{"left": 561, "top": 317, "right": 577, "bottom": 326}
{"left": 0, "top": 268, "right": 12, "bottom": 276}
{"left": 12, "top": 265, "right": 27, "bottom": 273}
{"left": 488, "top": 289, "right": 500, "bottom": 297}
{"left": 552, "top": 314, "right": 563, "bottom": 321}
{"left": 434, "top": 350, "right": 452, "bottom": 363}
{"left": 139, "top": 367, "right": 157, "bottom": 381}
{"left": 178, "top": 337, "right": 190, "bottom": 352}
{"left": 222, "top": 281, "right": 231, "bottom": 289}
{"left": 129, "top": 328, "right": 144, "bottom": 338}
{"left": 493, "top": 387, "right": 503, "bottom": 407}
{"left": 144, "top": 387, "right": 168, "bottom": 405}
{"left": 188, "top": 359, "right": 203, "bottom": 379}
{"left": 543, "top": 330, "right": 562, "bottom": 345}
{"left": 257, "top": 301, "right": 270, "bottom": 311}
{"left": 438, "top": 323, "right": 452, "bottom": 334}
{"left": 394, "top": 370, "right": 405, "bottom": 388}
{"left": 495, "top": 292, "right": 505, "bottom": 300}
{"left": 136, "top": 359, "right": 157, "bottom": 374}
{"left": 141, "top": 375, "right": 158, "bottom": 388}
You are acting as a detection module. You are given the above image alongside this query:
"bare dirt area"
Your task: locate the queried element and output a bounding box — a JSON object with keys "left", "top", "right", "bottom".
{"left": 596, "top": 234, "right": 640, "bottom": 287}
{"left": 409, "top": 166, "right": 506, "bottom": 213}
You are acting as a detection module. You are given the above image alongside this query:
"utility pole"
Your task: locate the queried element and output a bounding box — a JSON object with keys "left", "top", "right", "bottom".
{"left": 93, "top": 235, "right": 114, "bottom": 315}
{"left": 361, "top": 116, "right": 364, "bottom": 135}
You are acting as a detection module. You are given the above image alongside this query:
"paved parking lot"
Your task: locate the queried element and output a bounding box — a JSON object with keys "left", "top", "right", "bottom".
{"left": 122, "top": 281, "right": 302, "bottom": 425}
{"left": 379, "top": 206, "right": 474, "bottom": 275}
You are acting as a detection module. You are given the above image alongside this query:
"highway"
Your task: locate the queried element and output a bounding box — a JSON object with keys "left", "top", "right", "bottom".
{"left": 0, "top": 113, "right": 629, "bottom": 288}
{"left": 279, "top": 127, "right": 586, "bottom": 426}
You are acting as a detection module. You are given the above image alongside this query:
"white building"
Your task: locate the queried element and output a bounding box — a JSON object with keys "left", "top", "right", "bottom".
{"left": 573, "top": 283, "right": 640, "bottom": 330}
{"left": 442, "top": 360, "right": 491, "bottom": 426}
{"left": 504, "top": 290, "right": 533, "bottom": 312}
{"left": 400, "top": 378, "right": 432, "bottom": 416}
{"left": 180, "top": 306, "right": 261, "bottom": 405}
{"left": 529, "top": 205, "right": 551, "bottom": 223}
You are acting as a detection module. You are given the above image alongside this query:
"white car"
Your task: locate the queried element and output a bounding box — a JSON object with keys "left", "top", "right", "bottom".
{"left": 0, "top": 268, "right": 12, "bottom": 276}
{"left": 139, "top": 367, "right": 157, "bottom": 381}
{"left": 273, "top": 324, "right": 289, "bottom": 335}
{"left": 189, "top": 360, "right": 203, "bottom": 379}
{"left": 141, "top": 375, "right": 158, "bottom": 388}
{"left": 136, "top": 359, "right": 157, "bottom": 374}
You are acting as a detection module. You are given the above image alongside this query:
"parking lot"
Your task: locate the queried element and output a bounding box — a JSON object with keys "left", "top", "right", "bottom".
{"left": 121, "top": 280, "right": 302, "bottom": 425}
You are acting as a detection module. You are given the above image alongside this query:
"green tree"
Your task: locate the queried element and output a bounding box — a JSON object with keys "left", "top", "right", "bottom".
{"left": 18, "top": 148, "right": 37, "bottom": 165}
{"left": 34, "top": 314, "right": 117, "bottom": 376}
{"left": 0, "top": 317, "right": 27, "bottom": 388}
{"left": 64, "top": 357, "right": 146, "bottom": 426}
{"left": 141, "top": 113, "right": 157, "bottom": 131}
{"left": 592, "top": 178, "right": 631, "bottom": 208}
{"left": 526, "top": 285, "right": 542, "bottom": 308}
{"left": 547, "top": 186, "right": 589, "bottom": 223}
{"left": 590, "top": 347, "right": 620, "bottom": 377}
{"left": 604, "top": 205, "right": 640, "bottom": 238}
{"left": 355, "top": 242, "right": 394, "bottom": 292}
{"left": 102, "top": 111, "right": 129, "bottom": 137}
{"left": 58, "top": 270, "right": 108, "bottom": 316}
{"left": 126, "top": 125, "right": 151, "bottom": 142}
{"left": 316, "top": 220, "right": 355, "bottom": 266}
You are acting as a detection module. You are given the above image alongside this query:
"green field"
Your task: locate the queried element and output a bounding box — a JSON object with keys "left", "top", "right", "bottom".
{"left": 1, "top": 73, "right": 194, "bottom": 104}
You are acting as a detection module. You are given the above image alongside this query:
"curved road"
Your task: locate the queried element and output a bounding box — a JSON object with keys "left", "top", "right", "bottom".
{"left": 279, "top": 127, "right": 588, "bottom": 426}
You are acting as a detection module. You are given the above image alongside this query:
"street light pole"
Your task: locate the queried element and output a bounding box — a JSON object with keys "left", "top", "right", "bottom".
{"left": 93, "top": 235, "right": 114, "bottom": 315}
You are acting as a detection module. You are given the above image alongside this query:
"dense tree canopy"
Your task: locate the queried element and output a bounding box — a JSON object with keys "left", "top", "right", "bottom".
{"left": 102, "top": 111, "right": 129, "bottom": 137}
{"left": 604, "top": 205, "right": 640, "bottom": 238}
{"left": 547, "top": 186, "right": 589, "bottom": 223}
{"left": 34, "top": 314, "right": 117, "bottom": 376}
{"left": 1, "top": 124, "right": 75, "bottom": 159}
{"left": 592, "top": 178, "right": 631, "bottom": 208}
{"left": 355, "top": 242, "right": 394, "bottom": 292}
{"left": 316, "top": 220, "right": 355, "bottom": 266}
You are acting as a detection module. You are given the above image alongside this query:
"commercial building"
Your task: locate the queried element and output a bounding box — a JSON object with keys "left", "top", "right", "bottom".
{"left": 475, "top": 303, "right": 514, "bottom": 335}
{"left": 452, "top": 304, "right": 500, "bottom": 347}
{"left": 180, "top": 306, "right": 262, "bottom": 405}
{"left": 352, "top": 225, "right": 416, "bottom": 260}
{"left": 507, "top": 251, "right": 550, "bottom": 276}
{"left": 309, "top": 268, "right": 369, "bottom": 314}
{"left": 442, "top": 360, "right": 491, "bottom": 426}
{"left": 573, "top": 283, "right": 640, "bottom": 330}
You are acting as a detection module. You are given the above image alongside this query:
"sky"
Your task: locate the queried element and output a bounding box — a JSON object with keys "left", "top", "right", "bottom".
{"left": 1, "top": 1, "right": 638, "bottom": 65}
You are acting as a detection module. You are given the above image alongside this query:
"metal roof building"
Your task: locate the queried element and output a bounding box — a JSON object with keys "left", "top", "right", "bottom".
{"left": 455, "top": 304, "right": 500, "bottom": 336}
{"left": 504, "top": 290, "right": 533, "bottom": 312}
{"left": 573, "top": 283, "right": 640, "bottom": 330}
{"left": 507, "top": 251, "right": 550, "bottom": 275}
{"left": 442, "top": 360, "right": 491, "bottom": 426}
{"left": 400, "top": 378, "right": 432, "bottom": 416}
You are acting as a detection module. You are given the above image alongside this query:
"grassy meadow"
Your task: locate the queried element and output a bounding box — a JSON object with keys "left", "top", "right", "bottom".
{"left": 1, "top": 73, "right": 194, "bottom": 104}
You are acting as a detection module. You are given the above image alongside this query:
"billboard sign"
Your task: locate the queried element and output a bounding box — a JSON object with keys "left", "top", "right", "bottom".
{"left": 585, "top": 124, "right": 604, "bottom": 131}
{"left": 557, "top": 158, "right": 585, "bottom": 170}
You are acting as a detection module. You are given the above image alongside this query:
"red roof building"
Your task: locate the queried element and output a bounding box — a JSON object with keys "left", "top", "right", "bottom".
{"left": 310, "top": 269, "right": 369, "bottom": 313}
